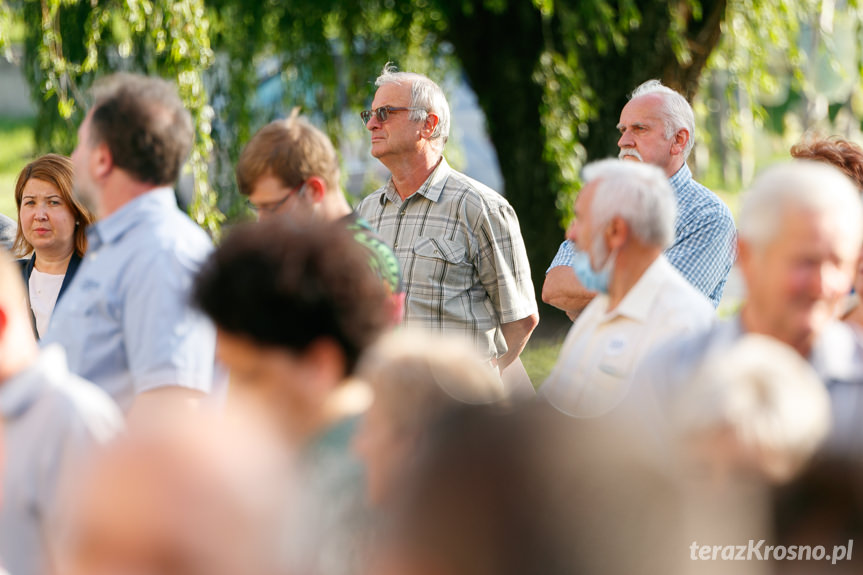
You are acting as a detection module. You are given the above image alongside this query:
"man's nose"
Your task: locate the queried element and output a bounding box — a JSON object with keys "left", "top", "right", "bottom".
{"left": 618, "top": 131, "right": 633, "bottom": 148}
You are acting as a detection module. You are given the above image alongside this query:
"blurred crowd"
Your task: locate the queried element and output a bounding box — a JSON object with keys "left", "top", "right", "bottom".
{"left": 1, "top": 64, "right": 863, "bottom": 575}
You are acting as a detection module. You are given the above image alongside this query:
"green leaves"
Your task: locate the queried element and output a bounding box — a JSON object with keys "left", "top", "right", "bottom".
{"left": 2, "top": 0, "right": 220, "bottom": 234}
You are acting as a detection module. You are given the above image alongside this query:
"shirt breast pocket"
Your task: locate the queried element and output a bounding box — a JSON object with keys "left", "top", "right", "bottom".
{"left": 413, "top": 236, "right": 466, "bottom": 262}
{"left": 76, "top": 279, "right": 122, "bottom": 325}
{"left": 412, "top": 236, "right": 473, "bottom": 289}
{"left": 585, "top": 335, "right": 641, "bottom": 416}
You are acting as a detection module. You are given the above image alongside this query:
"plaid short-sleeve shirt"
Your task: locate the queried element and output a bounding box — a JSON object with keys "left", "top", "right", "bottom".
{"left": 547, "top": 164, "right": 736, "bottom": 307}
{"left": 357, "top": 158, "right": 537, "bottom": 359}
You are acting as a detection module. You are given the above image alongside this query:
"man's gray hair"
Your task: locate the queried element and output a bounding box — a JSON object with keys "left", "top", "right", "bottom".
{"left": 739, "top": 160, "right": 863, "bottom": 251}
{"left": 582, "top": 159, "right": 677, "bottom": 249}
{"left": 630, "top": 80, "right": 696, "bottom": 160}
{"left": 375, "top": 63, "right": 450, "bottom": 151}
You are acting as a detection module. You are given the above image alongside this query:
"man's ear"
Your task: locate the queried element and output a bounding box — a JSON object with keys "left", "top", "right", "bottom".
{"left": 91, "top": 142, "right": 114, "bottom": 181}
{"left": 301, "top": 338, "right": 348, "bottom": 398}
{"left": 671, "top": 128, "right": 689, "bottom": 156}
{"left": 605, "top": 215, "right": 629, "bottom": 251}
{"left": 737, "top": 237, "right": 753, "bottom": 281}
{"left": 421, "top": 113, "right": 440, "bottom": 138}
{"left": 305, "top": 176, "right": 328, "bottom": 204}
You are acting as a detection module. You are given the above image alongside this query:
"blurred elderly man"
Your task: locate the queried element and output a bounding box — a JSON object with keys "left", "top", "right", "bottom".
{"left": 541, "top": 160, "right": 714, "bottom": 417}
{"left": 543, "top": 80, "right": 736, "bottom": 315}
{"left": 789, "top": 137, "right": 863, "bottom": 331}
{"left": 41, "top": 73, "right": 218, "bottom": 422}
{"left": 634, "top": 161, "right": 863, "bottom": 456}
{"left": 356, "top": 64, "right": 538, "bottom": 375}
{"left": 0, "top": 249, "right": 122, "bottom": 575}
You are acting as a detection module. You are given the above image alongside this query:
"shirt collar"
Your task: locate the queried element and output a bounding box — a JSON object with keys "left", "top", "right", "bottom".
{"left": 667, "top": 162, "right": 693, "bottom": 194}
{"left": 731, "top": 315, "right": 860, "bottom": 383}
{"left": 809, "top": 321, "right": 862, "bottom": 383}
{"left": 604, "top": 256, "right": 669, "bottom": 323}
{"left": 0, "top": 345, "right": 68, "bottom": 419}
{"left": 383, "top": 157, "right": 451, "bottom": 205}
{"left": 89, "top": 187, "right": 176, "bottom": 249}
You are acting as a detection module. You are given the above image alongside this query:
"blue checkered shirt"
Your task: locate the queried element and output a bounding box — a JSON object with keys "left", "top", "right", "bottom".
{"left": 547, "top": 163, "right": 736, "bottom": 307}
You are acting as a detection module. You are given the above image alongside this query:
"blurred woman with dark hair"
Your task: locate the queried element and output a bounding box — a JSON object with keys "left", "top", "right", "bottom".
{"left": 13, "top": 153, "right": 94, "bottom": 338}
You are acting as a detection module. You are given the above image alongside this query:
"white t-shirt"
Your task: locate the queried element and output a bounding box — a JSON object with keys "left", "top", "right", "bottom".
{"left": 29, "top": 268, "right": 65, "bottom": 338}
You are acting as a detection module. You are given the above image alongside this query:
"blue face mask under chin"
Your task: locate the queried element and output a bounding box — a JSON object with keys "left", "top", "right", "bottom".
{"left": 570, "top": 246, "right": 615, "bottom": 294}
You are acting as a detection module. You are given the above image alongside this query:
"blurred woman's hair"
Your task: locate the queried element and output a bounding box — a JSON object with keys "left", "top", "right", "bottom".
{"left": 791, "top": 136, "right": 863, "bottom": 191}
{"left": 357, "top": 329, "right": 506, "bottom": 434}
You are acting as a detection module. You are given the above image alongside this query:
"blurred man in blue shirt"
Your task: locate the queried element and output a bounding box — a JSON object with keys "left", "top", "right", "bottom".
{"left": 42, "top": 73, "right": 219, "bottom": 423}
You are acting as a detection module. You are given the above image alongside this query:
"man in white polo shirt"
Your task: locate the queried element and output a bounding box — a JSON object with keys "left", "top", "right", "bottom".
{"left": 541, "top": 159, "right": 715, "bottom": 417}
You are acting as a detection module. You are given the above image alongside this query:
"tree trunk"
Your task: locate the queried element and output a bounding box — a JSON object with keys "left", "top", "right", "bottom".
{"left": 436, "top": 0, "right": 563, "bottom": 320}
{"left": 434, "top": 0, "right": 728, "bottom": 328}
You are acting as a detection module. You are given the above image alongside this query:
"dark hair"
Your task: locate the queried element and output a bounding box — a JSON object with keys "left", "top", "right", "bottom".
{"left": 193, "top": 219, "right": 389, "bottom": 375}
{"left": 88, "top": 73, "right": 194, "bottom": 186}
{"left": 236, "top": 114, "right": 341, "bottom": 197}
{"left": 791, "top": 137, "right": 863, "bottom": 191}
{"left": 13, "top": 153, "right": 93, "bottom": 258}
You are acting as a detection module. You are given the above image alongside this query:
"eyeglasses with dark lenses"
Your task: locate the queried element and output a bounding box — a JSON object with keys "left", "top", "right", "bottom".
{"left": 360, "top": 106, "right": 426, "bottom": 125}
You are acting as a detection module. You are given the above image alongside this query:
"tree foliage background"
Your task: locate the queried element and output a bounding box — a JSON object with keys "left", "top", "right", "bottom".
{"left": 0, "top": 0, "right": 859, "bottom": 300}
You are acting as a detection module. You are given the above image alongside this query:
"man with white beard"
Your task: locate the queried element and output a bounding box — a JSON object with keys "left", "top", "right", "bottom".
{"left": 542, "top": 80, "right": 736, "bottom": 316}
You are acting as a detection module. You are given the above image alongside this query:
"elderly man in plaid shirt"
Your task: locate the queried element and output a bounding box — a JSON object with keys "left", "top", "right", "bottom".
{"left": 357, "top": 65, "right": 538, "bottom": 374}
{"left": 542, "top": 80, "right": 736, "bottom": 318}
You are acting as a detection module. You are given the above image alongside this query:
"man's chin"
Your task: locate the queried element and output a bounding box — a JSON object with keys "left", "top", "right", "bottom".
{"left": 789, "top": 308, "right": 833, "bottom": 347}
{"left": 370, "top": 142, "right": 388, "bottom": 158}
{"left": 74, "top": 186, "right": 98, "bottom": 216}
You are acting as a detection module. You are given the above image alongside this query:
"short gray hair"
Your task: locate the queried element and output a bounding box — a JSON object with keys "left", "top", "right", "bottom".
{"left": 582, "top": 159, "right": 677, "bottom": 249}
{"left": 630, "top": 80, "right": 696, "bottom": 160}
{"left": 739, "top": 160, "right": 863, "bottom": 252}
{"left": 375, "top": 63, "right": 450, "bottom": 151}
